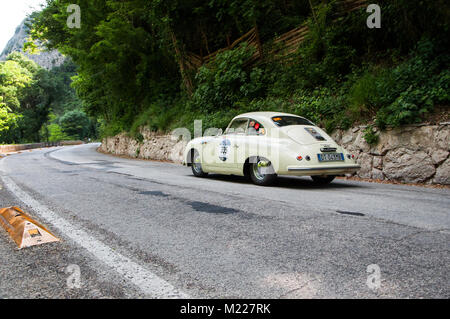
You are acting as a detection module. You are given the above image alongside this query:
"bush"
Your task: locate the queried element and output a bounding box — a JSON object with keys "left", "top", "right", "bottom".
{"left": 129, "top": 98, "right": 182, "bottom": 137}
{"left": 59, "top": 109, "right": 90, "bottom": 139}
{"left": 347, "top": 71, "right": 382, "bottom": 120}
{"left": 373, "top": 39, "right": 449, "bottom": 128}
{"left": 192, "top": 43, "right": 266, "bottom": 113}
{"left": 46, "top": 123, "right": 70, "bottom": 142}
{"left": 363, "top": 125, "right": 379, "bottom": 145}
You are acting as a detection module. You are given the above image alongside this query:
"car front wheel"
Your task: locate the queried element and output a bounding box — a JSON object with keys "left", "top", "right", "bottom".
{"left": 249, "top": 157, "right": 277, "bottom": 186}
{"left": 191, "top": 150, "right": 208, "bottom": 177}
{"left": 311, "top": 175, "right": 335, "bottom": 185}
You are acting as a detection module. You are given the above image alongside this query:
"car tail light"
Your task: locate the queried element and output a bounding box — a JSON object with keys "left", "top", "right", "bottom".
{"left": 296, "top": 155, "right": 303, "bottom": 161}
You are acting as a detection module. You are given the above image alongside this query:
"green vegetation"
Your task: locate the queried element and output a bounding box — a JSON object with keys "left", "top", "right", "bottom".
{"left": 0, "top": 52, "right": 33, "bottom": 133}
{"left": 20, "top": 0, "right": 450, "bottom": 139}
{"left": 58, "top": 109, "right": 90, "bottom": 139}
{"left": 362, "top": 125, "right": 379, "bottom": 145}
{"left": 0, "top": 52, "right": 98, "bottom": 144}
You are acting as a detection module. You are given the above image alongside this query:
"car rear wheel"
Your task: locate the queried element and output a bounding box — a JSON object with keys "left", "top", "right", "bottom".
{"left": 191, "top": 150, "right": 208, "bottom": 177}
{"left": 249, "top": 157, "right": 277, "bottom": 186}
{"left": 311, "top": 175, "right": 335, "bottom": 185}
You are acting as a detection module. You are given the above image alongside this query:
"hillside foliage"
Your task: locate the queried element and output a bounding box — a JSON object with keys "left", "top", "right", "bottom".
{"left": 21, "top": 0, "right": 450, "bottom": 139}
{"left": 0, "top": 52, "right": 97, "bottom": 143}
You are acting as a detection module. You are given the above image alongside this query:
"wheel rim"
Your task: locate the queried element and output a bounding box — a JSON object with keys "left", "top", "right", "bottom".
{"left": 193, "top": 152, "right": 202, "bottom": 173}
{"left": 252, "top": 160, "right": 266, "bottom": 181}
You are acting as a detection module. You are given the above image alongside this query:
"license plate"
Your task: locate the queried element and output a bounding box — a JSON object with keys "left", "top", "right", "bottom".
{"left": 318, "top": 153, "right": 344, "bottom": 162}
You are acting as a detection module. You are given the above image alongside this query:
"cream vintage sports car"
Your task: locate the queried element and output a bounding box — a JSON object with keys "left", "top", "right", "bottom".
{"left": 183, "top": 112, "right": 360, "bottom": 185}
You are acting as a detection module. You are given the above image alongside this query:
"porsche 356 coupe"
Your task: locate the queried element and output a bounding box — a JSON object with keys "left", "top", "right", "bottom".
{"left": 183, "top": 112, "right": 360, "bottom": 185}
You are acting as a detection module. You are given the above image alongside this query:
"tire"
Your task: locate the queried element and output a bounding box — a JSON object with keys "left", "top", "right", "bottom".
{"left": 311, "top": 175, "right": 335, "bottom": 185}
{"left": 191, "top": 149, "right": 208, "bottom": 177}
{"left": 249, "top": 157, "right": 277, "bottom": 186}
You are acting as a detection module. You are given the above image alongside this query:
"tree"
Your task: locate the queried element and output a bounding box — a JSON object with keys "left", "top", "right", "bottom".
{"left": 59, "top": 109, "right": 89, "bottom": 139}
{"left": 29, "top": 0, "right": 312, "bottom": 131}
{"left": 28, "top": 0, "right": 449, "bottom": 135}
{"left": 0, "top": 55, "right": 34, "bottom": 135}
{"left": 0, "top": 53, "right": 94, "bottom": 143}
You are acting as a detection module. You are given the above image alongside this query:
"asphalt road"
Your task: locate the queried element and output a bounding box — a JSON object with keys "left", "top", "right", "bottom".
{"left": 0, "top": 143, "right": 449, "bottom": 298}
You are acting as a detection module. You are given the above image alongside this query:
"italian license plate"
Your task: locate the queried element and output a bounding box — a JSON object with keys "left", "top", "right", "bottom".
{"left": 318, "top": 153, "right": 344, "bottom": 162}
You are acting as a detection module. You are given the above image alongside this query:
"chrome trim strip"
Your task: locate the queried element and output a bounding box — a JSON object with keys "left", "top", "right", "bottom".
{"left": 287, "top": 165, "right": 361, "bottom": 171}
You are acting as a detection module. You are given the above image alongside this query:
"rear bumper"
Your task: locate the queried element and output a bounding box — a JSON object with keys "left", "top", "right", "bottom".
{"left": 285, "top": 164, "right": 361, "bottom": 176}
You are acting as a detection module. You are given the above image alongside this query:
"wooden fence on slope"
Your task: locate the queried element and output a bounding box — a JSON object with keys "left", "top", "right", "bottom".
{"left": 178, "top": 0, "right": 368, "bottom": 93}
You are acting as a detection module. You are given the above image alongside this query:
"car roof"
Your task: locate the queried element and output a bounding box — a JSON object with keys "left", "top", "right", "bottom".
{"left": 233, "top": 111, "right": 309, "bottom": 125}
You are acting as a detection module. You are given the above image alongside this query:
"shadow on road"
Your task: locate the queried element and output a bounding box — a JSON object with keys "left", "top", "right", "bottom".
{"left": 196, "top": 174, "right": 362, "bottom": 190}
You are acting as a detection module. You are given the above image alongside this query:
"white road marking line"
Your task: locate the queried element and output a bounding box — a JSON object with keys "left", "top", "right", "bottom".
{"left": 0, "top": 174, "right": 189, "bottom": 299}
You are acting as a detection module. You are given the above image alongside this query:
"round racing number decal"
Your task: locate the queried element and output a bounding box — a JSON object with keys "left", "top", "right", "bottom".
{"left": 218, "top": 139, "right": 231, "bottom": 161}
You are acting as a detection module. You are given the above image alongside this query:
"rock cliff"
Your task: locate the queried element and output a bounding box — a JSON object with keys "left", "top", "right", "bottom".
{"left": 0, "top": 19, "right": 65, "bottom": 69}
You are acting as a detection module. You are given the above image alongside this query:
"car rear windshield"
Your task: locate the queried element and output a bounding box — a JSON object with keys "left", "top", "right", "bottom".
{"left": 272, "top": 116, "right": 314, "bottom": 127}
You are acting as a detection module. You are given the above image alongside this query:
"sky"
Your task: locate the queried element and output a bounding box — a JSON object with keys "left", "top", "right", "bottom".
{"left": 0, "top": 0, "right": 47, "bottom": 53}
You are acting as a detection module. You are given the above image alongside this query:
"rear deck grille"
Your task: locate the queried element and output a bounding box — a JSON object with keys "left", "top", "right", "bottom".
{"left": 320, "top": 147, "right": 337, "bottom": 152}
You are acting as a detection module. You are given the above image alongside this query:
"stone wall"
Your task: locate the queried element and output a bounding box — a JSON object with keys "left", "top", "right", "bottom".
{"left": 99, "top": 128, "right": 187, "bottom": 163}
{"left": 100, "top": 123, "right": 450, "bottom": 185}
{"left": 330, "top": 123, "right": 450, "bottom": 185}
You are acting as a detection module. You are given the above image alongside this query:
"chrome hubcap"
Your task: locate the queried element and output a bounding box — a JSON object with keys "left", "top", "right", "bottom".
{"left": 193, "top": 153, "right": 202, "bottom": 173}
{"left": 253, "top": 160, "right": 268, "bottom": 180}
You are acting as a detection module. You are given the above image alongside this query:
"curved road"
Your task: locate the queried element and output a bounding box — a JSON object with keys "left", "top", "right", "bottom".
{"left": 0, "top": 143, "right": 449, "bottom": 298}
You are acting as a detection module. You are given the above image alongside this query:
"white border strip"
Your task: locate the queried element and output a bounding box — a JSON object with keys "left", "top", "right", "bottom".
{"left": 1, "top": 174, "right": 189, "bottom": 299}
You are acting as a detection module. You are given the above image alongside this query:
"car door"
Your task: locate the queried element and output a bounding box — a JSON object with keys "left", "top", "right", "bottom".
{"left": 244, "top": 118, "right": 267, "bottom": 163}
{"left": 213, "top": 118, "right": 248, "bottom": 173}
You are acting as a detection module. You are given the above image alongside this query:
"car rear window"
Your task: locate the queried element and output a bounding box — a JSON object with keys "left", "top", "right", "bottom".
{"left": 272, "top": 116, "right": 314, "bottom": 127}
